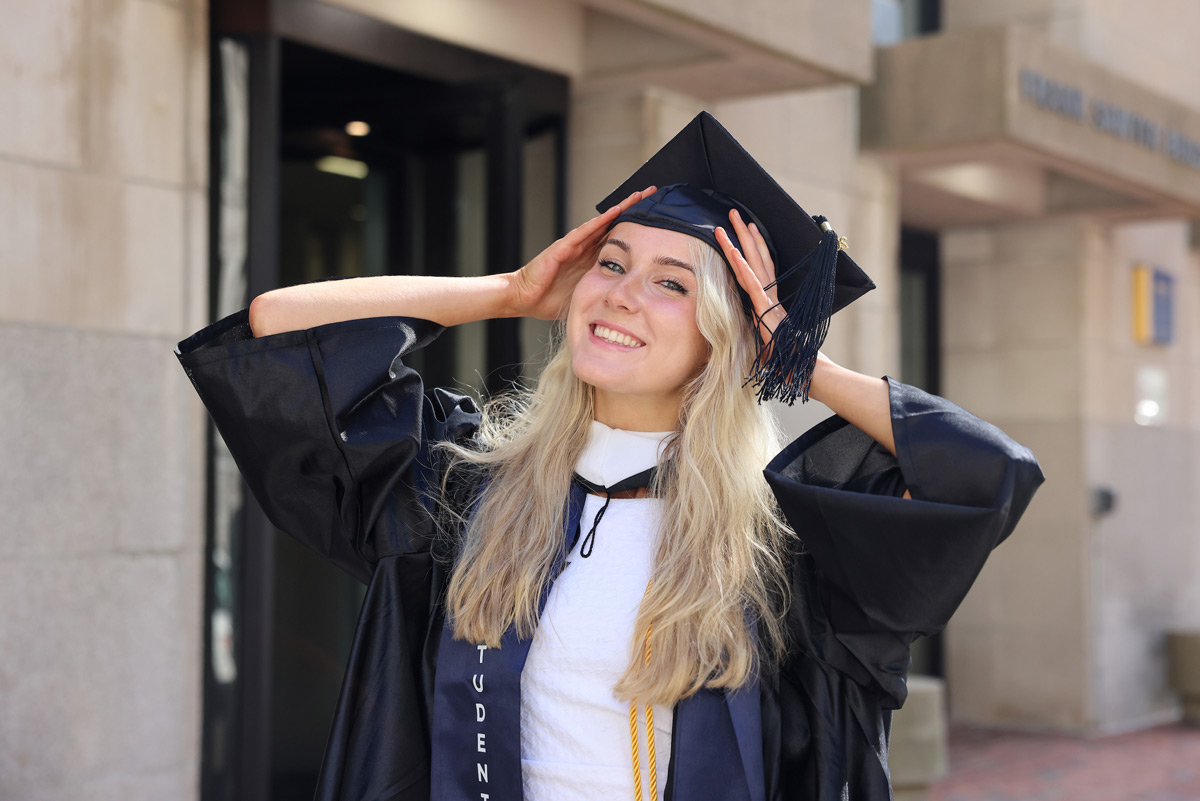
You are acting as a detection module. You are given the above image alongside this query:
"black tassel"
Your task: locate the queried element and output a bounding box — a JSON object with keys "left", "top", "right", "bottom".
{"left": 749, "top": 216, "right": 840, "bottom": 405}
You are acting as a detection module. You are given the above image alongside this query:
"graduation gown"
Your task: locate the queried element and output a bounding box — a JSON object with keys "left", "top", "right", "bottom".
{"left": 176, "top": 311, "right": 1044, "bottom": 801}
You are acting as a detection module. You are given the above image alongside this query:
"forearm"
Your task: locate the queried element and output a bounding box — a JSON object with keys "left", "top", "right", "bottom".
{"left": 807, "top": 356, "right": 896, "bottom": 457}
{"left": 248, "top": 273, "right": 517, "bottom": 337}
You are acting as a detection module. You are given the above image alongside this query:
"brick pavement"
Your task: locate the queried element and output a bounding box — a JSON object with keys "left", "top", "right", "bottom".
{"left": 930, "top": 724, "right": 1200, "bottom": 801}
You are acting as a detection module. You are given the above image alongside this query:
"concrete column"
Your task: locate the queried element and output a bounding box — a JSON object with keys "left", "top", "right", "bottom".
{"left": 941, "top": 215, "right": 1200, "bottom": 734}
{"left": 940, "top": 218, "right": 1095, "bottom": 731}
{"left": 0, "top": 0, "right": 208, "bottom": 798}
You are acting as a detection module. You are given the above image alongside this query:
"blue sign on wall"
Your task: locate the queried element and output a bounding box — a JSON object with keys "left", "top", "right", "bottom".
{"left": 1153, "top": 269, "right": 1174, "bottom": 345}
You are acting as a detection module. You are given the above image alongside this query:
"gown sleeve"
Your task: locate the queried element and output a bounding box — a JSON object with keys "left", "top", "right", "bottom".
{"left": 175, "top": 309, "right": 482, "bottom": 585}
{"left": 764, "top": 377, "right": 1044, "bottom": 706}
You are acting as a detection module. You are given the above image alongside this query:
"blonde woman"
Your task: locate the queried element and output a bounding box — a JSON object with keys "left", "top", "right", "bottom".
{"left": 177, "top": 113, "right": 1043, "bottom": 801}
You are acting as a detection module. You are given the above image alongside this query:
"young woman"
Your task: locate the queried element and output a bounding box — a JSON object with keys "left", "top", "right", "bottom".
{"left": 177, "top": 113, "right": 1043, "bottom": 801}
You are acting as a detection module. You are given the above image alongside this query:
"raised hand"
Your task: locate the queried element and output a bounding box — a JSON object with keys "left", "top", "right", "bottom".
{"left": 509, "top": 186, "right": 657, "bottom": 320}
{"left": 714, "top": 208, "right": 784, "bottom": 350}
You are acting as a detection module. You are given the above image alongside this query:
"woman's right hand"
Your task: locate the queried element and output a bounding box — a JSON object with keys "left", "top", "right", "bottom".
{"left": 508, "top": 186, "right": 656, "bottom": 320}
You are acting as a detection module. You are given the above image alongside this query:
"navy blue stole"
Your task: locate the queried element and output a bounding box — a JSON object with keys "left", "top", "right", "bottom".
{"left": 428, "top": 483, "right": 766, "bottom": 801}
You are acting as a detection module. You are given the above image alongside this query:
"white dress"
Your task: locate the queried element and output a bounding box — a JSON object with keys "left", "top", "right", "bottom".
{"left": 520, "top": 421, "right": 675, "bottom": 801}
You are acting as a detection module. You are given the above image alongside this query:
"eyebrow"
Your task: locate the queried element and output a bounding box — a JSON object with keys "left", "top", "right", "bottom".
{"left": 603, "top": 237, "right": 696, "bottom": 273}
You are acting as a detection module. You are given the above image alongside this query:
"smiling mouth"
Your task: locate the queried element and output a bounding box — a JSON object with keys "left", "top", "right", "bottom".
{"left": 591, "top": 324, "right": 645, "bottom": 348}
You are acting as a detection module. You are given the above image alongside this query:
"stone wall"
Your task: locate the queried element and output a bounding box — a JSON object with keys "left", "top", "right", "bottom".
{"left": 943, "top": 0, "right": 1200, "bottom": 110}
{"left": 0, "top": 0, "right": 208, "bottom": 798}
{"left": 941, "top": 214, "right": 1200, "bottom": 733}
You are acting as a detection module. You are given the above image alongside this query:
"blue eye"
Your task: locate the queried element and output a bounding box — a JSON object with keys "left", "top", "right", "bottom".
{"left": 661, "top": 278, "right": 688, "bottom": 294}
{"left": 599, "top": 259, "right": 625, "bottom": 274}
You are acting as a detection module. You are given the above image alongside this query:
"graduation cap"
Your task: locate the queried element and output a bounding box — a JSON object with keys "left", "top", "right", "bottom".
{"left": 596, "top": 111, "right": 875, "bottom": 405}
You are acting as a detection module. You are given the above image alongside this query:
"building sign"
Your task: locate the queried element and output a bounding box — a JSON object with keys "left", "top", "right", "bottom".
{"left": 1132, "top": 264, "right": 1174, "bottom": 345}
{"left": 1021, "top": 69, "right": 1200, "bottom": 171}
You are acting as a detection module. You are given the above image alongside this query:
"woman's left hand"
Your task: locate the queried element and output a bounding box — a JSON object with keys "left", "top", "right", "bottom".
{"left": 715, "top": 209, "right": 785, "bottom": 350}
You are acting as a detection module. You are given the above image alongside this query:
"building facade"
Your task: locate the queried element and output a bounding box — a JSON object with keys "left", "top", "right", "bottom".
{"left": 2, "top": 0, "right": 1198, "bottom": 799}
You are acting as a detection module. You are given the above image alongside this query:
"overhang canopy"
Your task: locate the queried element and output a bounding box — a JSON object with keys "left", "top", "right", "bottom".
{"left": 862, "top": 26, "right": 1200, "bottom": 227}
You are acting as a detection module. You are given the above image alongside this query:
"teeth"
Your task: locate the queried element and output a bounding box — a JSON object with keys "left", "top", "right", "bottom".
{"left": 593, "top": 325, "right": 643, "bottom": 348}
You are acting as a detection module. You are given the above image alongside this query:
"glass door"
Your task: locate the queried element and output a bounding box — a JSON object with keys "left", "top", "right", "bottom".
{"left": 204, "top": 22, "right": 567, "bottom": 801}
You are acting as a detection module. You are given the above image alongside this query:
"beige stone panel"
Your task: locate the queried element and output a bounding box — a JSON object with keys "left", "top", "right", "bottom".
{"left": 989, "top": 217, "right": 1096, "bottom": 266}
{"left": 941, "top": 228, "right": 997, "bottom": 266}
{"left": 716, "top": 87, "right": 859, "bottom": 190}
{"left": 321, "top": 0, "right": 585, "bottom": 78}
{"left": 847, "top": 306, "right": 901, "bottom": 382}
{"left": 643, "top": 89, "right": 706, "bottom": 157}
{"left": 0, "top": 324, "right": 198, "bottom": 559}
{"left": 568, "top": 138, "right": 645, "bottom": 227}
{"left": 1000, "top": 419, "right": 1085, "bottom": 526}
{"left": 942, "top": 346, "right": 1079, "bottom": 422}
{"left": 997, "top": 626, "right": 1091, "bottom": 730}
{"left": 985, "top": 516, "right": 1086, "bottom": 631}
{"left": 951, "top": 419, "right": 1085, "bottom": 633}
{"left": 629, "top": 0, "right": 871, "bottom": 83}
{"left": 87, "top": 0, "right": 187, "bottom": 185}
{"left": 185, "top": 188, "right": 208, "bottom": 336}
{"left": 0, "top": 0, "right": 86, "bottom": 167}
{"left": 943, "top": 628, "right": 999, "bottom": 723}
{"left": 0, "top": 161, "right": 45, "bottom": 310}
{"left": 1078, "top": 228, "right": 1117, "bottom": 351}
{"left": 0, "top": 553, "right": 201, "bottom": 800}
{"left": 1093, "top": 618, "right": 1181, "bottom": 733}
{"left": 947, "top": 625, "right": 1090, "bottom": 730}
{"left": 942, "top": 259, "right": 999, "bottom": 350}
{"left": 86, "top": 177, "right": 186, "bottom": 336}
{"left": 942, "top": 223, "right": 1086, "bottom": 351}
{"left": 571, "top": 89, "right": 649, "bottom": 150}
{"left": 1085, "top": 420, "right": 1199, "bottom": 730}
{"left": 995, "top": 260, "right": 1080, "bottom": 347}
{"left": 1073, "top": 1, "right": 1200, "bottom": 110}
{"left": 0, "top": 161, "right": 186, "bottom": 336}
{"left": 862, "top": 28, "right": 1007, "bottom": 150}
{"left": 775, "top": 176, "right": 852, "bottom": 242}
{"left": 1081, "top": 347, "right": 1139, "bottom": 424}
{"left": 941, "top": 0, "right": 1061, "bottom": 30}
{"left": 184, "top": 2, "right": 208, "bottom": 189}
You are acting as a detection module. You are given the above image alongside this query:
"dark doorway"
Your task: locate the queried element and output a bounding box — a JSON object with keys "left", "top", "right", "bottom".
{"left": 899, "top": 226, "right": 943, "bottom": 678}
{"left": 203, "top": 8, "right": 568, "bottom": 800}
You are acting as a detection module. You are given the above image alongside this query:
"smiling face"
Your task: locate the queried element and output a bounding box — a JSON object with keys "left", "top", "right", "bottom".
{"left": 566, "top": 221, "right": 713, "bottom": 430}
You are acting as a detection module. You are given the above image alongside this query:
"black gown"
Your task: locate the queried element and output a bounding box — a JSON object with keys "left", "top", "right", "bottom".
{"left": 176, "top": 311, "right": 1044, "bottom": 801}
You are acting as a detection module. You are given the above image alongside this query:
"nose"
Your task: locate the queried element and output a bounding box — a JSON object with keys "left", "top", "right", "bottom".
{"left": 604, "top": 273, "right": 641, "bottom": 312}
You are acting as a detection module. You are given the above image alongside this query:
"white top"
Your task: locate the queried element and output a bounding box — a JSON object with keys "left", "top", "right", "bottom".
{"left": 520, "top": 421, "right": 674, "bottom": 801}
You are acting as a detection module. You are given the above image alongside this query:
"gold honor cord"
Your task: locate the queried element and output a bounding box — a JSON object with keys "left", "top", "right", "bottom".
{"left": 629, "top": 621, "right": 658, "bottom": 801}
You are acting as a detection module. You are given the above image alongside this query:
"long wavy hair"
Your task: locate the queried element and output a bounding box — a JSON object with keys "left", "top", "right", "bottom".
{"left": 437, "top": 236, "right": 793, "bottom": 707}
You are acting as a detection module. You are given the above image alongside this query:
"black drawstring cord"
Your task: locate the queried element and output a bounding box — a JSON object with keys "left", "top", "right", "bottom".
{"left": 578, "top": 490, "right": 613, "bottom": 559}
{"left": 570, "top": 466, "right": 657, "bottom": 559}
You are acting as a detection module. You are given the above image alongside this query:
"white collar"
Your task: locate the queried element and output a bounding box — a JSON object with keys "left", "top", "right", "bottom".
{"left": 575, "top": 420, "right": 673, "bottom": 488}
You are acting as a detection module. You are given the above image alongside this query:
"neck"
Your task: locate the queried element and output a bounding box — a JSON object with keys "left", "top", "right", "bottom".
{"left": 592, "top": 388, "right": 681, "bottom": 431}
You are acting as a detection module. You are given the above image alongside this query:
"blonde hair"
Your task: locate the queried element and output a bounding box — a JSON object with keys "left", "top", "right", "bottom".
{"left": 438, "top": 237, "right": 793, "bottom": 706}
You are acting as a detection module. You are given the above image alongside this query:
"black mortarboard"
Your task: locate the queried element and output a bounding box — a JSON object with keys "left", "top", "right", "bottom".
{"left": 596, "top": 111, "right": 875, "bottom": 405}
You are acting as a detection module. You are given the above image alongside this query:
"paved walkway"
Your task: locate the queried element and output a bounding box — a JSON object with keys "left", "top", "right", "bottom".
{"left": 931, "top": 724, "right": 1200, "bottom": 801}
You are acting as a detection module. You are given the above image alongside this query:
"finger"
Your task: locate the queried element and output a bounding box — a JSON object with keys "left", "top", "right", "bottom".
{"left": 717, "top": 227, "right": 767, "bottom": 303}
{"left": 746, "top": 222, "right": 776, "bottom": 285}
{"left": 728, "top": 210, "right": 769, "bottom": 286}
{"left": 718, "top": 226, "right": 783, "bottom": 336}
{"left": 562, "top": 186, "right": 657, "bottom": 249}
